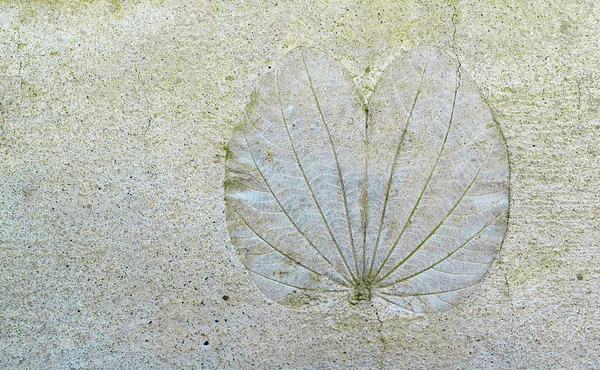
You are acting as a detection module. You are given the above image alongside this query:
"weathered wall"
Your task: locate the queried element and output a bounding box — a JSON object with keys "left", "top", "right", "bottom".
{"left": 0, "top": 0, "right": 598, "bottom": 368}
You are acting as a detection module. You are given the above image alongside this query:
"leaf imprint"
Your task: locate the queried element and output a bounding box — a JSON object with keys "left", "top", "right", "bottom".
{"left": 225, "top": 46, "right": 509, "bottom": 313}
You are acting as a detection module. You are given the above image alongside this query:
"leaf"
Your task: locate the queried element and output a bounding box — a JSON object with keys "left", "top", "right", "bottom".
{"left": 225, "top": 46, "right": 509, "bottom": 313}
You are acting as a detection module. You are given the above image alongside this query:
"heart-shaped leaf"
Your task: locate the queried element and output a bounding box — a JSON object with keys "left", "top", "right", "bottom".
{"left": 225, "top": 46, "right": 509, "bottom": 313}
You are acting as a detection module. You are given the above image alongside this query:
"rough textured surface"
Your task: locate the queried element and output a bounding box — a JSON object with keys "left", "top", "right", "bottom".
{"left": 0, "top": 0, "right": 598, "bottom": 368}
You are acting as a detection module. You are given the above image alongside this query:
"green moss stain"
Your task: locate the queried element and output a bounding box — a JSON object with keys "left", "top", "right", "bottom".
{"left": 1, "top": 0, "right": 167, "bottom": 20}
{"left": 110, "top": 0, "right": 123, "bottom": 20}
{"left": 20, "top": 81, "right": 42, "bottom": 98}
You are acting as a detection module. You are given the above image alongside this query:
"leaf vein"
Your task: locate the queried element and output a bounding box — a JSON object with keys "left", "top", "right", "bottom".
{"left": 374, "top": 141, "right": 496, "bottom": 285}
{"left": 377, "top": 210, "right": 503, "bottom": 288}
{"left": 367, "top": 55, "right": 432, "bottom": 278}
{"left": 301, "top": 53, "right": 360, "bottom": 277}
{"left": 240, "top": 128, "right": 352, "bottom": 285}
{"left": 277, "top": 63, "right": 358, "bottom": 282}
{"left": 372, "top": 61, "right": 461, "bottom": 281}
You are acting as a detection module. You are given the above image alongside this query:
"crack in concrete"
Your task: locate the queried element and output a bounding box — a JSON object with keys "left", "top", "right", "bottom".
{"left": 503, "top": 272, "right": 521, "bottom": 366}
{"left": 449, "top": 0, "right": 462, "bottom": 96}
{"left": 576, "top": 78, "right": 582, "bottom": 125}
{"left": 504, "top": 273, "right": 512, "bottom": 302}
{"left": 16, "top": 27, "right": 24, "bottom": 106}
{"left": 450, "top": 0, "right": 460, "bottom": 59}
{"left": 373, "top": 303, "right": 386, "bottom": 370}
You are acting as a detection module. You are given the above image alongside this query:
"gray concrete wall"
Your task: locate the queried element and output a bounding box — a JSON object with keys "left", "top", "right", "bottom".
{"left": 0, "top": 0, "right": 598, "bottom": 368}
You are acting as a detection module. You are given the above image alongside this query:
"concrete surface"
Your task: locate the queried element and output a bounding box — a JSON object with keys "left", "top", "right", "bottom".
{"left": 0, "top": 0, "right": 598, "bottom": 368}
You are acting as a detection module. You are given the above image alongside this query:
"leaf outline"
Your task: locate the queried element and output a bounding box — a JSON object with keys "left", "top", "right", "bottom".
{"left": 225, "top": 46, "right": 509, "bottom": 312}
